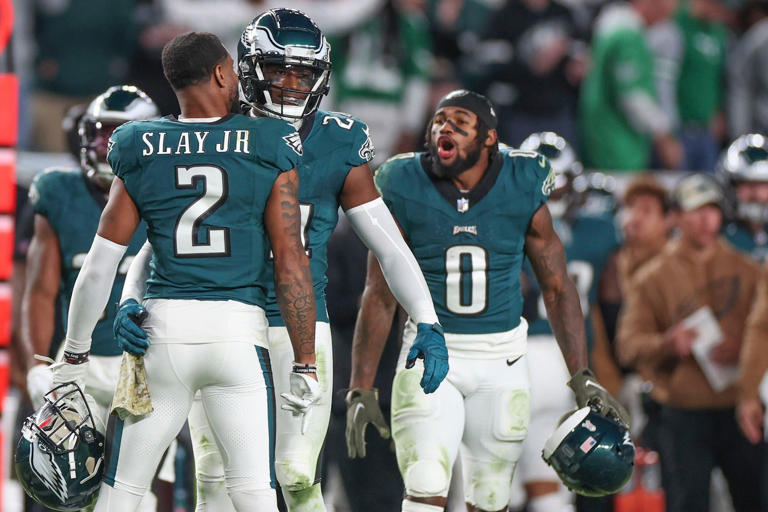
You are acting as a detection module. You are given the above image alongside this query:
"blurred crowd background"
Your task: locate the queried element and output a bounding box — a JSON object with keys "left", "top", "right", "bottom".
{"left": 6, "top": 0, "right": 768, "bottom": 511}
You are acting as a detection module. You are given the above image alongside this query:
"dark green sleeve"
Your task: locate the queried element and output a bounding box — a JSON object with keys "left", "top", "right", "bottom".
{"left": 28, "top": 171, "right": 57, "bottom": 219}
{"left": 107, "top": 122, "right": 139, "bottom": 182}
{"left": 529, "top": 153, "right": 556, "bottom": 209}
{"left": 264, "top": 121, "right": 302, "bottom": 173}
{"left": 347, "top": 118, "right": 375, "bottom": 168}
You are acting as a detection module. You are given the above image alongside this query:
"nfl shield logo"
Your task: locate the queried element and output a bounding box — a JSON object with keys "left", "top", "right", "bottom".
{"left": 457, "top": 197, "right": 469, "bottom": 213}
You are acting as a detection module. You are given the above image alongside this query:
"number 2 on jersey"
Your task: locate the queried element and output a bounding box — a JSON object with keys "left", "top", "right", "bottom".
{"left": 174, "top": 165, "right": 231, "bottom": 257}
{"left": 445, "top": 245, "right": 488, "bottom": 315}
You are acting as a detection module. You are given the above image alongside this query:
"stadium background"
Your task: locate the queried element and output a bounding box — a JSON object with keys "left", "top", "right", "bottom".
{"left": 0, "top": 0, "right": 765, "bottom": 510}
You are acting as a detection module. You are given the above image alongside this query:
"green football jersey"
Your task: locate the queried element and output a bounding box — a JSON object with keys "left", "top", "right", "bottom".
{"left": 723, "top": 221, "right": 768, "bottom": 263}
{"left": 525, "top": 213, "right": 620, "bottom": 345}
{"left": 29, "top": 168, "right": 147, "bottom": 356}
{"left": 375, "top": 148, "right": 555, "bottom": 334}
{"left": 263, "top": 110, "right": 375, "bottom": 326}
{"left": 580, "top": 4, "right": 656, "bottom": 170}
{"left": 108, "top": 114, "right": 301, "bottom": 307}
{"left": 676, "top": 5, "right": 727, "bottom": 125}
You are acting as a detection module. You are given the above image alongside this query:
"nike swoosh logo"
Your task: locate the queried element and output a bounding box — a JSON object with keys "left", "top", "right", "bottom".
{"left": 506, "top": 355, "right": 523, "bottom": 366}
{"left": 585, "top": 379, "right": 607, "bottom": 392}
{"left": 538, "top": 155, "right": 546, "bottom": 168}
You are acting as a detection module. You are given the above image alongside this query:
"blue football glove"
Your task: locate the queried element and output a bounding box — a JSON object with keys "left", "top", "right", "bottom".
{"left": 113, "top": 299, "right": 149, "bottom": 356}
{"left": 406, "top": 323, "right": 449, "bottom": 394}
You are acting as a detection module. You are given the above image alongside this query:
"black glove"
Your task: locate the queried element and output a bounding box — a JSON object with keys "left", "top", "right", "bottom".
{"left": 568, "top": 368, "right": 630, "bottom": 427}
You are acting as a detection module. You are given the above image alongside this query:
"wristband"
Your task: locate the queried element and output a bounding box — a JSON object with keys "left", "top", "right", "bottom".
{"left": 63, "top": 351, "right": 89, "bottom": 365}
{"left": 292, "top": 362, "right": 317, "bottom": 374}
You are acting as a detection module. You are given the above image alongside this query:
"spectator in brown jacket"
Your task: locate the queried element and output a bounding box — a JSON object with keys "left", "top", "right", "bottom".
{"left": 616, "top": 175, "right": 672, "bottom": 293}
{"left": 618, "top": 173, "right": 764, "bottom": 512}
{"left": 737, "top": 260, "right": 768, "bottom": 508}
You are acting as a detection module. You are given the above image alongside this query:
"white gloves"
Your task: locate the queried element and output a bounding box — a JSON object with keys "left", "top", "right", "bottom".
{"left": 26, "top": 365, "right": 53, "bottom": 408}
{"left": 51, "top": 360, "right": 89, "bottom": 392}
{"left": 280, "top": 371, "right": 321, "bottom": 435}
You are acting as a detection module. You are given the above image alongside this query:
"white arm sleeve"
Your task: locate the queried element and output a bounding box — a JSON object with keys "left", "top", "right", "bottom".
{"left": 63, "top": 235, "right": 128, "bottom": 354}
{"left": 121, "top": 241, "right": 153, "bottom": 304}
{"left": 345, "top": 197, "right": 439, "bottom": 325}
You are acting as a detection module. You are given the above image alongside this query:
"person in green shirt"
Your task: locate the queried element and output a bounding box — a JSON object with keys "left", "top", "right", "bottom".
{"left": 580, "top": 0, "right": 683, "bottom": 171}
{"left": 329, "top": 1, "right": 433, "bottom": 166}
{"left": 675, "top": 0, "right": 730, "bottom": 171}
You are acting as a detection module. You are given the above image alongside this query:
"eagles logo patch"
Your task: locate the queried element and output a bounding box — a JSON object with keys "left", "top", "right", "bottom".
{"left": 358, "top": 126, "right": 375, "bottom": 162}
{"left": 283, "top": 132, "right": 304, "bottom": 156}
{"left": 107, "top": 139, "right": 115, "bottom": 158}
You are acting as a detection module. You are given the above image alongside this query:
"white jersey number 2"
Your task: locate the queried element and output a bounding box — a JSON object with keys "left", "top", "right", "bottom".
{"left": 445, "top": 245, "right": 488, "bottom": 315}
{"left": 174, "top": 165, "right": 231, "bottom": 257}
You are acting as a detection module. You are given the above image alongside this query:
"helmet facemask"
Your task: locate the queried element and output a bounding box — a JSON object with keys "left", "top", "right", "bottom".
{"left": 16, "top": 383, "right": 105, "bottom": 511}
{"left": 79, "top": 118, "right": 122, "bottom": 184}
{"left": 239, "top": 52, "right": 330, "bottom": 122}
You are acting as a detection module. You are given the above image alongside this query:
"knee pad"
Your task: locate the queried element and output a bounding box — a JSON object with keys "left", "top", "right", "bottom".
{"left": 464, "top": 457, "right": 514, "bottom": 511}
{"left": 404, "top": 460, "right": 450, "bottom": 497}
{"left": 282, "top": 483, "right": 325, "bottom": 512}
{"left": 275, "top": 461, "right": 315, "bottom": 492}
{"left": 193, "top": 437, "right": 225, "bottom": 481}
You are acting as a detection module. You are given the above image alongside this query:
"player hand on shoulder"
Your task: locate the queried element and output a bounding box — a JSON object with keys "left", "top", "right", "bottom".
{"left": 26, "top": 363, "right": 53, "bottom": 408}
{"left": 113, "top": 299, "right": 149, "bottom": 356}
{"left": 406, "top": 322, "right": 449, "bottom": 394}
{"left": 345, "top": 388, "right": 390, "bottom": 459}
{"left": 280, "top": 362, "right": 322, "bottom": 435}
{"left": 568, "top": 368, "right": 630, "bottom": 428}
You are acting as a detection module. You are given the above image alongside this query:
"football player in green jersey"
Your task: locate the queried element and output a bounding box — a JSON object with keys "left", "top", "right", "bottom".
{"left": 347, "top": 90, "right": 629, "bottom": 512}
{"left": 114, "top": 9, "right": 448, "bottom": 512}
{"left": 50, "top": 32, "right": 317, "bottom": 512}
{"left": 20, "top": 85, "right": 163, "bottom": 511}
{"left": 718, "top": 133, "right": 768, "bottom": 262}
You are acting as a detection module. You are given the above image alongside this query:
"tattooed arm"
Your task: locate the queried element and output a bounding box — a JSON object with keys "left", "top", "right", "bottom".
{"left": 265, "top": 169, "right": 317, "bottom": 369}
{"left": 524, "top": 204, "right": 587, "bottom": 374}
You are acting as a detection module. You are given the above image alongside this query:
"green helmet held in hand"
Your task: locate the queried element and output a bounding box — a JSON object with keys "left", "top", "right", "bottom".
{"left": 15, "top": 382, "right": 105, "bottom": 511}
{"left": 543, "top": 405, "right": 635, "bottom": 497}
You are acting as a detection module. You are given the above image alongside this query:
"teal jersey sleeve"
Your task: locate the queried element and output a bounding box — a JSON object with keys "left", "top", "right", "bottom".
{"left": 107, "top": 122, "right": 139, "bottom": 182}
{"left": 373, "top": 153, "right": 413, "bottom": 227}
{"left": 259, "top": 117, "right": 303, "bottom": 172}
{"left": 29, "top": 168, "right": 66, "bottom": 219}
{"left": 347, "top": 117, "right": 375, "bottom": 168}
{"left": 531, "top": 152, "right": 556, "bottom": 209}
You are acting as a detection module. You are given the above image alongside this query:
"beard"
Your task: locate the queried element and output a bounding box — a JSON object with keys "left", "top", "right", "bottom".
{"left": 429, "top": 138, "right": 483, "bottom": 179}
{"left": 229, "top": 85, "right": 240, "bottom": 114}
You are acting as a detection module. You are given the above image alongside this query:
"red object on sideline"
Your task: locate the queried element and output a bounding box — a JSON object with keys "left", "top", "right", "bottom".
{"left": 614, "top": 447, "right": 666, "bottom": 512}
{"left": 0, "top": 74, "right": 18, "bottom": 147}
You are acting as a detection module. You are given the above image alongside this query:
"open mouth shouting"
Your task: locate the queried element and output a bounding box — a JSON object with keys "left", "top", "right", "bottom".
{"left": 437, "top": 135, "right": 457, "bottom": 160}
